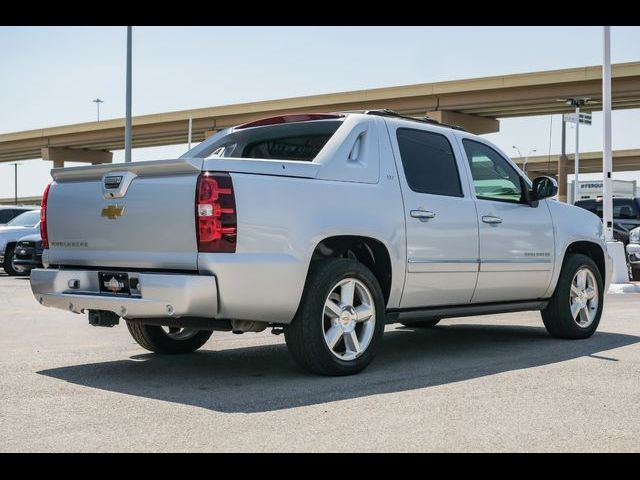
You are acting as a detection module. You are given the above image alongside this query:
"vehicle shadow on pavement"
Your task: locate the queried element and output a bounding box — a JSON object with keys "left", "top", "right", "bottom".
{"left": 38, "top": 324, "right": 639, "bottom": 413}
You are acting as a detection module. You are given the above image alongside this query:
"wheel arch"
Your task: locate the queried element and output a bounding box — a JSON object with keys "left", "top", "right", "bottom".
{"left": 563, "top": 240, "right": 606, "bottom": 282}
{"left": 309, "top": 235, "right": 393, "bottom": 305}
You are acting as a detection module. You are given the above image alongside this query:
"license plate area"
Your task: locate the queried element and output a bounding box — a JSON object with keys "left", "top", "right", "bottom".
{"left": 98, "top": 272, "right": 131, "bottom": 296}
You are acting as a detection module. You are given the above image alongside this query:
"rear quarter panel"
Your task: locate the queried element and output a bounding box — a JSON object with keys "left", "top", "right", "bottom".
{"left": 198, "top": 118, "right": 405, "bottom": 323}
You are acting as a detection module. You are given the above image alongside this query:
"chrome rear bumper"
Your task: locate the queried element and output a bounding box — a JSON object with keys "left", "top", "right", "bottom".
{"left": 30, "top": 268, "right": 218, "bottom": 319}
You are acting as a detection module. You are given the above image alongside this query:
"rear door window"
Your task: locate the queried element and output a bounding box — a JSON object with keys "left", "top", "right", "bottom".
{"left": 396, "top": 128, "right": 463, "bottom": 197}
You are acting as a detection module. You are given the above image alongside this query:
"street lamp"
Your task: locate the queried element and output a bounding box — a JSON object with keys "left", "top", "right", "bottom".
{"left": 524, "top": 149, "right": 537, "bottom": 176}
{"left": 92, "top": 98, "right": 104, "bottom": 121}
{"left": 512, "top": 146, "right": 522, "bottom": 159}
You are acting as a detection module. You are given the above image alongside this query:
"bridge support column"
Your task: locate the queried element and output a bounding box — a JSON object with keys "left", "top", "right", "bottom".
{"left": 557, "top": 153, "right": 569, "bottom": 202}
{"left": 41, "top": 147, "right": 113, "bottom": 169}
{"left": 425, "top": 111, "right": 499, "bottom": 135}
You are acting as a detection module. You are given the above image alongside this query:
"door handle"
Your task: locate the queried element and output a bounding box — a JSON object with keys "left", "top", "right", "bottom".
{"left": 482, "top": 215, "right": 503, "bottom": 224}
{"left": 410, "top": 210, "right": 436, "bottom": 220}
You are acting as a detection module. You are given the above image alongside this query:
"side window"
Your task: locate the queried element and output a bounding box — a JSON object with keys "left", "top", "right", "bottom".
{"left": 396, "top": 128, "right": 463, "bottom": 197}
{"left": 0, "top": 210, "right": 14, "bottom": 223}
{"left": 462, "top": 139, "right": 523, "bottom": 203}
{"left": 613, "top": 200, "right": 637, "bottom": 219}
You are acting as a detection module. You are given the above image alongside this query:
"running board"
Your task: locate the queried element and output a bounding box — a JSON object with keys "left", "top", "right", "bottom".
{"left": 385, "top": 300, "right": 549, "bottom": 325}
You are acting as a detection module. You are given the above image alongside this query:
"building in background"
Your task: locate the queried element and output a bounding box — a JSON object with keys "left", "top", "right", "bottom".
{"left": 569, "top": 179, "right": 637, "bottom": 204}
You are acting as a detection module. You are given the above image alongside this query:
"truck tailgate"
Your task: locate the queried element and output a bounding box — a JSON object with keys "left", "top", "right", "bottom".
{"left": 46, "top": 159, "right": 203, "bottom": 270}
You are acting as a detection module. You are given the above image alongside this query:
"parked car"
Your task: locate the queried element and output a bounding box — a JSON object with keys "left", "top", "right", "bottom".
{"left": 0, "top": 205, "right": 38, "bottom": 226}
{"left": 12, "top": 233, "right": 44, "bottom": 274}
{"left": 626, "top": 227, "right": 640, "bottom": 281}
{"left": 30, "top": 111, "right": 612, "bottom": 376}
{"left": 0, "top": 209, "right": 41, "bottom": 276}
{"left": 574, "top": 197, "right": 640, "bottom": 245}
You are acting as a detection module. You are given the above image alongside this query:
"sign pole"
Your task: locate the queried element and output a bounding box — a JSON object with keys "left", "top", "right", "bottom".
{"left": 573, "top": 103, "right": 580, "bottom": 204}
{"left": 602, "top": 26, "right": 613, "bottom": 241}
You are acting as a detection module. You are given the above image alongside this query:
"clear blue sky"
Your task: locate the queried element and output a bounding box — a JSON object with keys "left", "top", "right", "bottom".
{"left": 1, "top": 26, "right": 639, "bottom": 198}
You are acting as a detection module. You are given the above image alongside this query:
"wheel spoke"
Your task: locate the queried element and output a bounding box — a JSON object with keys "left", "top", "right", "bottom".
{"left": 579, "top": 306, "right": 591, "bottom": 324}
{"left": 324, "top": 325, "right": 343, "bottom": 350}
{"left": 355, "top": 304, "right": 373, "bottom": 322}
{"left": 585, "top": 287, "right": 597, "bottom": 300}
{"left": 570, "top": 301, "right": 581, "bottom": 319}
{"left": 570, "top": 284, "right": 581, "bottom": 298}
{"left": 324, "top": 299, "right": 342, "bottom": 319}
{"left": 344, "top": 330, "right": 360, "bottom": 354}
{"left": 340, "top": 280, "right": 355, "bottom": 306}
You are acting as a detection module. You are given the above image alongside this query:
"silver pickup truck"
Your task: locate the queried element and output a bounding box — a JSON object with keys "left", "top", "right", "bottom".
{"left": 30, "top": 110, "right": 612, "bottom": 376}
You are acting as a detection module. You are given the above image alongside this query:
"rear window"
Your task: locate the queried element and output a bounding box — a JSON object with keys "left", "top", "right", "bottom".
{"left": 185, "top": 120, "right": 343, "bottom": 162}
{"left": 575, "top": 199, "right": 639, "bottom": 220}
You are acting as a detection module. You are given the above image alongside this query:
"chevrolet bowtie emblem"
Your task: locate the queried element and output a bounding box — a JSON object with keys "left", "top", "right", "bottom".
{"left": 101, "top": 205, "right": 124, "bottom": 220}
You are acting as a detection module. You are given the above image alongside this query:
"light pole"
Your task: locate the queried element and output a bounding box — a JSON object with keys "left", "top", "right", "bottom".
{"left": 524, "top": 149, "right": 537, "bottom": 175}
{"left": 565, "top": 97, "right": 590, "bottom": 203}
{"left": 512, "top": 146, "right": 536, "bottom": 175}
{"left": 125, "top": 26, "right": 133, "bottom": 163}
{"left": 602, "top": 26, "right": 613, "bottom": 242}
{"left": 92, "top": 98, "right": 104, "bottom": 121}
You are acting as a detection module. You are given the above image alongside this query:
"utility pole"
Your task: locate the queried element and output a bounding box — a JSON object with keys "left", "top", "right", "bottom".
{"left": 125, "top": 26, "right": 133, "bottom": 163}
{"left": 92, "top": 98, "right": 104, "bottom": 121}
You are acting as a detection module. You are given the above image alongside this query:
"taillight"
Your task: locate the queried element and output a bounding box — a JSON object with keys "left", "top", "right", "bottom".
{"left": 40, "top": 182, "right": 52, "bottom": 249}
{"left": 196, "top": 172, "right": 237, "bottom": 253}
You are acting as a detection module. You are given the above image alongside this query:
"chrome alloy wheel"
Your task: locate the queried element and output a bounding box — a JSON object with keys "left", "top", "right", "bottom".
{"left": 322, "top": 278, "right": 376, "bottom": 361}
{"left": 162, "top": 327, "right": 200, "bottom": 341}
{"left": 569, "top": 267, "right": 599, "bottom": 328}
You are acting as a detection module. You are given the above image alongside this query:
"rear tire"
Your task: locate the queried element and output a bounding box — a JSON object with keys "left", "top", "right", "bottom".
{"left": 3, "top": 247, "right": 29, "bottom": 277}
{"left": 284, "top": 258, "right": 385, "bottom": 376}
{"left": 401, "top": 319, "right": 440, "bottom": 328}
{"left": 632, "top": 267, "right": 640, "bottom": 282}
{"left": 541, "top": 254, "right": 603, "bottom": 339}
{"left": 126, "top": 321, "right": 212, "bottom": 354}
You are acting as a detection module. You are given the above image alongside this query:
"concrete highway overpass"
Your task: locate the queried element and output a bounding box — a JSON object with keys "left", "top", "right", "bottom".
{"left": 516, "top": 149, "right": 640, "bottom": 177}
{"left": 0, "top": 61, "right": 639, "bottom": 166}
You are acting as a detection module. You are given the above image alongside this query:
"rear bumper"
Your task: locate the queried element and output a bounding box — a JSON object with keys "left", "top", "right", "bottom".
{"left": 30, "top": 268, "right": 218, "bottom": 319}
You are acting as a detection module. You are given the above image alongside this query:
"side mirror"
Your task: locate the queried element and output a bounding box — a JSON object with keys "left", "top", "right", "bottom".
{"left": 531, "top": 176, "right": 558, "bottom": 201}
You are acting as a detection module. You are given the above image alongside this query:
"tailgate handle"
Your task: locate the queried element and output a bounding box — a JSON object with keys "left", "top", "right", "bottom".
{"left": 102, "top": 171, "right": 137, "bottom": 199}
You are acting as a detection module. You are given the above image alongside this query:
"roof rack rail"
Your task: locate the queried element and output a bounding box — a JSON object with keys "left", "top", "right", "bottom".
{"left": 364, "top": 109, "right": 467, "bottom": 132}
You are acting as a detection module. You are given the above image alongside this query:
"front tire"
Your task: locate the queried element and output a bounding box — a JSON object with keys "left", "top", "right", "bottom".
{"left": 284, "top": 259, "right": 385, "bottom": 376}
{"left": 541, "top": 254, "right": 603, "bottom": 339}
{"left": 3, "top": 247, "right": 29, "bottom": 276}
{"left": 126, "top": 321, "right": 213, "bottom": 354}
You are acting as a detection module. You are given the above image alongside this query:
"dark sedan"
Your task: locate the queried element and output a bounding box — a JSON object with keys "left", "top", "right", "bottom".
{"left": 13, "top": 234, "right": 43, "bottom": 273}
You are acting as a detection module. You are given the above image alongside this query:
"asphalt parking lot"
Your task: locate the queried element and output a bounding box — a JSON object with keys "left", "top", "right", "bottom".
{"left": 1, "top": 271, "right": 639, "bottom": 452}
